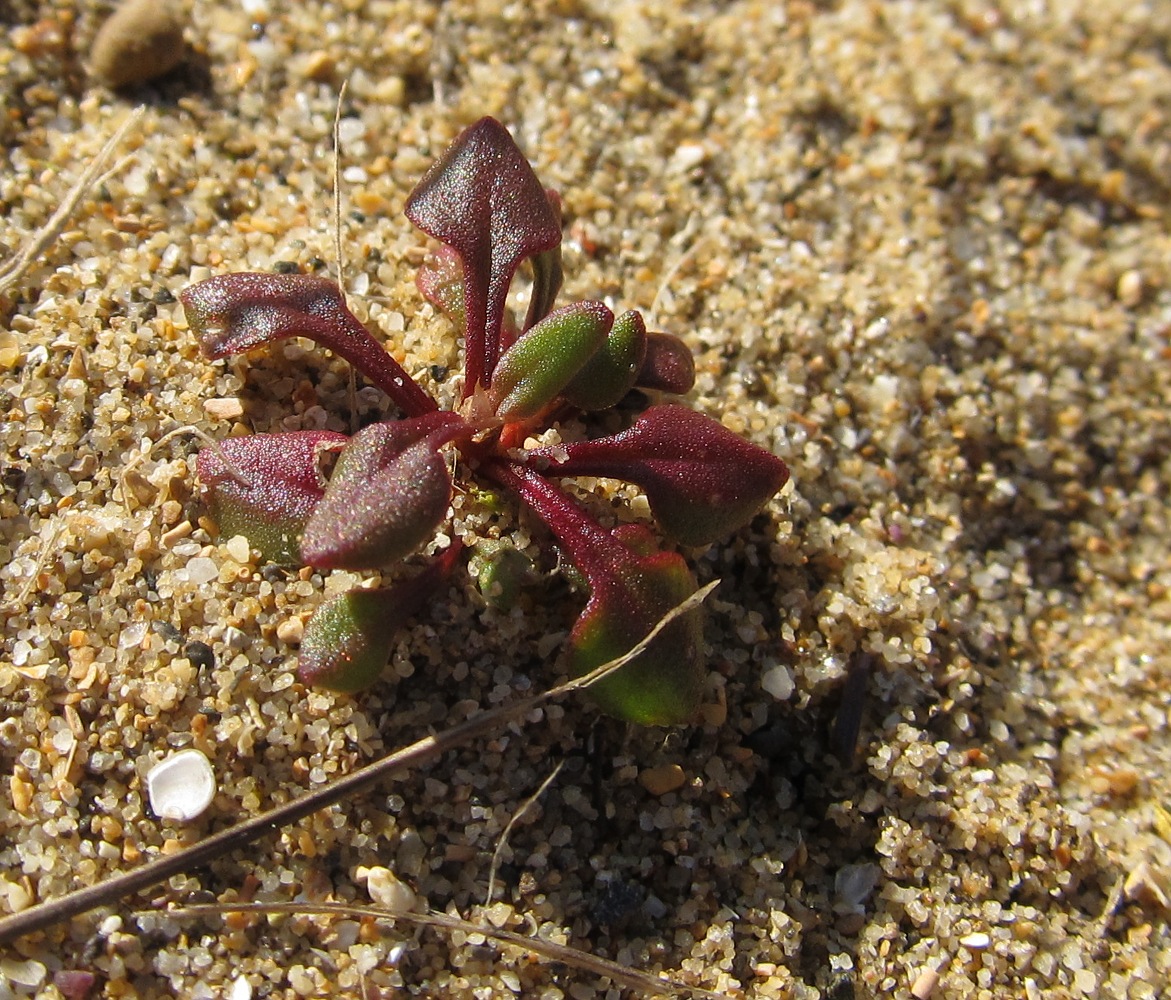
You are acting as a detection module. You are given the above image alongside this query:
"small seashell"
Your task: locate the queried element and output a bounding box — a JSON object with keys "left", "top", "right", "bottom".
{"left": 146, "top": 748, "right": 216, "bottom": 822}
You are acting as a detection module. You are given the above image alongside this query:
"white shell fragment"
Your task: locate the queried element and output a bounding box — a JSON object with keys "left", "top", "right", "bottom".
{"left": 146, "top": 749, "right": 216, "bottom": 822}
{"left": 355, "top": 865, "right": 418, "bottom": 913}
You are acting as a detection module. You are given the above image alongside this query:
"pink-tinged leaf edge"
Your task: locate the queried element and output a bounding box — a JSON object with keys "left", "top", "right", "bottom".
{"left": 404, "top": 117, "right": 562, "bottom": 396}
{"left": 196, "top": 430, "right": 348, "bottom": 564}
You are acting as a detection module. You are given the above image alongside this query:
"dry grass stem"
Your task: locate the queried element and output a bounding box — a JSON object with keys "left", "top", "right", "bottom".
{"left": 484, "top": 760, "right": 565, "bottom": 908}
{"left": 0, "top": 107, "right": 145, "bottom": 299}
{"left": 2, "top": 521, "right": 64, "bottom": 613}
{"left": 0, "top": 580, "right": 717, "bottom": 946}
{"left": 155, "top": 901, "right": 732, "bottom": 999}
{"left": 117, "top": 424, "right": 251, "bottom": 518}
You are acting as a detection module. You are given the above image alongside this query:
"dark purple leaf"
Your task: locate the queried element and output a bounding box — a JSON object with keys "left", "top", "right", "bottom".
{"left": 527, "top": 404, "right": 789, "bottom": 546}
{"left": 635, "top": 331, "right": 696, "bottom": 395}
{"left": 197, "top": 431, "right": 347, "bottom": 564}
{"left": 180, "top": 272, "right": 437, "bottom": 417}
{"left": 404, "top": 117, "right": 561, "bottom": 395}
{"left": 300, "top": 412, "right": 467, "bottom": 570}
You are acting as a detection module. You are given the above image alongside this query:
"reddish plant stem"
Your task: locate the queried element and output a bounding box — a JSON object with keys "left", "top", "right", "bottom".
{"left": 316, "top": 301, "right": 438, "bottom": 417}
{"left": 483, "top": 460, "right": 627, "bottom": 588}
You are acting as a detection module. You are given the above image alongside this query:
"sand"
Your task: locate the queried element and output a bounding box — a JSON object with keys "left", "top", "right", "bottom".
{"left": 1, "top": 0, "right": 1170, "bottom": 996}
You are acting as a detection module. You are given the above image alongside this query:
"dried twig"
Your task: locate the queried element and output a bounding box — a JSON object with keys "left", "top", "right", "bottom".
{"left": 0, "top": 107, "right": 145, "bottom": 298}
{"left": 332, "top": 79, "right": 349, "bottom": 288}
{"left": 0, "top": 581, "right": 717, "bottom": 945}
{"left": 485, "top": 760, "right": 564, "bottom": 908}
{"left": 117, "top": 424, "right": 251, "bottom": 519}
{"left": 154, "top": 901, "right": 731, "bottom": 999}
{"left": 645, "top": 215, "right": 705, "bottom": 331}
{"left": 1, "top": 521, "right": 64, "bottom": 613}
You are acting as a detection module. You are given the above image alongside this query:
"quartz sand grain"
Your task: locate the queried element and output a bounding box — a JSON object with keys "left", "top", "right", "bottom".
{"left": 2, "top": 1, "right": 1170, "bottom": 997}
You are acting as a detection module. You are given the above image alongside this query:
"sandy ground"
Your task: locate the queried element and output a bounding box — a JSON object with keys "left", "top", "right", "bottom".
{"left": 1, "top": 0, "right": 1170, "bottom": 997}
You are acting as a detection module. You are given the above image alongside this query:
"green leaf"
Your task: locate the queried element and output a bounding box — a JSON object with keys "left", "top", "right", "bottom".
{"left": 469, "top": 541, "right": 533, "bottom": 611}
{"left": 559, "top": 309, "right": 647, "bottom": 412}
{"left": 298, "top": 587, "right": 401, "bottom": 692}
{"left": 485, "top": 462, "right": 707, "bottom": 726}
{"left": 490, "top": 301, "right": 612, "bottom": 421}
{"left": 298, "top": 545, "right": 461, "bottom": 691}
{"left": 568, "top": 526, "right": 705, "bottom": 726}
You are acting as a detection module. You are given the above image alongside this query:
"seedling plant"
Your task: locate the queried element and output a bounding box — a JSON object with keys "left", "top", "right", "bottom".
{"left": 180, "top": 117, "right": 788, "bottom": 725}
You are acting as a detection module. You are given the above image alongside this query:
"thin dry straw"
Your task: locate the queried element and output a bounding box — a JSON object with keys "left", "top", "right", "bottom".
{"left": 0, "top": 581, "right": 716, "bottom": 945}
{"left": 0, "top": 107, "right": 145, "bottom": 298}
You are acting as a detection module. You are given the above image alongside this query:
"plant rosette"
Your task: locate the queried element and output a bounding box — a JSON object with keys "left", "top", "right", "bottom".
{"left": 180, "top": 117, "right": 788, "bottom": 726}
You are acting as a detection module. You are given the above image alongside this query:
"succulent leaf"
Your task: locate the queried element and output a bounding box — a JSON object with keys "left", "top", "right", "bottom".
{"left": 487, "top": 463, "right": 706, "bottom": 724}
{"left": 404, "top": 117, "right": 562, "bottom": 395}
{"left": 559, "top": 309, "right": 647, "bottom": 412}
{"left": 298, "top": 544, "right": 461, "bottom": 691}
{"left": 635, "top": 331, "right": 696, "bottom": 395}
{"left": 490, "top": 301, "right": 613, "bottom": 422}
{"left": 521, "top": 189, "right": 565, "bottom": 332}
{"left": 529, "top": 404, "right": 789, "bottom": 546}
{"left": 196, "top": 431, "right": 347, "bottom": 564}
{"left": 469, "top": 540, "right": 533, "bottom": 611}
{"left": 180, "top": 271, "right": 436, "bottom": 417}
{"left": 567, "top": 527, "right": 705, "bottom": 726}
{"left": 300, "top": 412, "right": 467, "bottom": 570}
